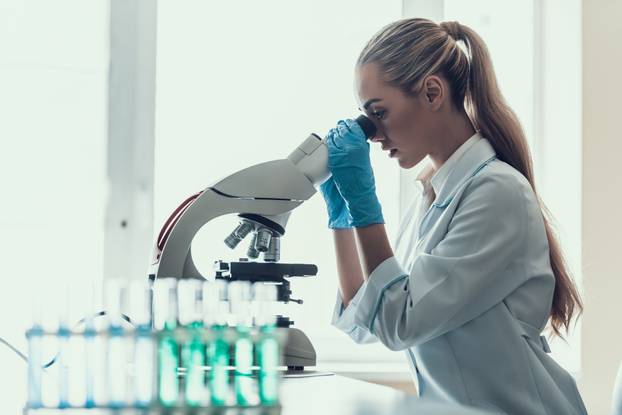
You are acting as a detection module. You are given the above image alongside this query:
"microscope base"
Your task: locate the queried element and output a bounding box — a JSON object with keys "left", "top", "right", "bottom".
{"left": 282, "top": 327, "right": 316, "bottom": 370}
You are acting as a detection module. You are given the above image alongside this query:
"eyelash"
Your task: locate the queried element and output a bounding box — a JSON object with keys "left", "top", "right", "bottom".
{"left": 372, "top": 110, "right": 386, "bottom": 120}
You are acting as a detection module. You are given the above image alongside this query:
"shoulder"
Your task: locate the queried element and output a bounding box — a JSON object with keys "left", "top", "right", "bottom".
{"left": 460, "top": 158, "right": 534, "bottom": 214}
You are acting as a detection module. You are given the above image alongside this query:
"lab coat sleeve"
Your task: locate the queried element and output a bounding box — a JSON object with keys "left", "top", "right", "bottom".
{"left": 331, "top": 257, "right": 409, "bottom": 344}
{"left": 352, "top": 174, "right": 529, "bottom": 351}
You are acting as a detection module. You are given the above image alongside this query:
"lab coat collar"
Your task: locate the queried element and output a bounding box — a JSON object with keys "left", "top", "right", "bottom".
{"left": 430, "top": 133, "right": 482, "bottom": 195}
{"left": 415, "top": 134, "right": 497, "bottom": 208}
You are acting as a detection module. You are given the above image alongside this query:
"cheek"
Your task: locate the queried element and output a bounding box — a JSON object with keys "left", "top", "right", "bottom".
{"left": 389, "top": 115, "right": 419, "bottom": 148}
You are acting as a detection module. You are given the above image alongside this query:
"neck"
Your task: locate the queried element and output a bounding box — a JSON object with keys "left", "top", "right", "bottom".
{"left": 428, "top": 110, "right": 476, "bottom": 171}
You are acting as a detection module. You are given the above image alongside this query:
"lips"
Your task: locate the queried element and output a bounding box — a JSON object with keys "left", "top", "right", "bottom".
{"left": 389, "top": 149, "right": 397, "bottom": 157}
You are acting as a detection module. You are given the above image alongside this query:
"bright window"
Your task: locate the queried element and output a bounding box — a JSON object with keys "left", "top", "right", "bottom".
{"left": 0, "top": 1, "right": 109, "bottom": 412}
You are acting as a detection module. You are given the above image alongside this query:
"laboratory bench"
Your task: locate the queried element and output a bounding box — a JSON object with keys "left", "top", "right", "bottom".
{"left": 23, "top": 373, "right": 497, "bottom": 415}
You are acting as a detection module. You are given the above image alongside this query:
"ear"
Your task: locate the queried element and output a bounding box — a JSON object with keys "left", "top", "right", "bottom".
{"left": 421, "top": 75, "right": 444, "bottom": 111}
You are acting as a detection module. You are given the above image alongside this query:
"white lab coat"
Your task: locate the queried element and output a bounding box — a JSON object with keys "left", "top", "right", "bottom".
{"left": 332, "top": 136, "right": 587, "bottom": 414}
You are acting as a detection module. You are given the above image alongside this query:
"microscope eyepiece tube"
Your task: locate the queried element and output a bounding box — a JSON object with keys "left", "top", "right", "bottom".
{"left": 288, "top": 115, "right": 377, "bottom": 188}
{"left": 355, "top": 114, "right": 377, "bottom": 139}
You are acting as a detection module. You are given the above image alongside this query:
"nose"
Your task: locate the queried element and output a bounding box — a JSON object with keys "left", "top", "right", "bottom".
{"left": 370, "top": 132, "right": 385, "bottom": 143}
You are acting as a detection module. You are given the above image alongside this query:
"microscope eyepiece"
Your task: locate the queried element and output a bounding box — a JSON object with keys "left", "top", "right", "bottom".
{"left": 355, "top": 114, "right": 377, "bottom": 140}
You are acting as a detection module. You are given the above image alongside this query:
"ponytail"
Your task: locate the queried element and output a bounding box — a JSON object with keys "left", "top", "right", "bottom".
{"left": 454, "top": 22, "right": 582, "bottom": 336}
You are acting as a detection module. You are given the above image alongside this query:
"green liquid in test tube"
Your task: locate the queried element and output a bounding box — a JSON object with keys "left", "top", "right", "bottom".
{"left": 154, "top": 279, "right": 179, "bottom": 407}
{"left": 183, "top": 323, "right": 206, "bottom": 406}
{"left": 158, "top": 334, "right": 178, "bottom": 406}
{"left": 203, "top": 279, "right": 230, "bottom": 406}
{"left": 254, "top": 283, "right": 280, "bottom": 405}
{"left": 209, "top": 325, "right": 229, "bottom": 405}
{"left": 230, "top": 281, "right": 255, "bottom": 406}
{"left": 178, "top": 279, "right": 206, "bottom": 407}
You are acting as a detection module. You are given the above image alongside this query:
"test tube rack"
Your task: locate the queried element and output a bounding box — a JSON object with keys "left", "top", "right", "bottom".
{"left": 24, "top": 324, "right": 287, "bottom": 414}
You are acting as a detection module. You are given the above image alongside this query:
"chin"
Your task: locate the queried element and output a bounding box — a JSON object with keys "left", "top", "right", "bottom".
{"left": 397, "top": 152, "right": 426, "bottom": 169}
{"left": 397, "top": 157, "right": 417, "bottom": 169}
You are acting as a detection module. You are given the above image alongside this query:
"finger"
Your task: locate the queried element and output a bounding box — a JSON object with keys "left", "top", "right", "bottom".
{"left": 327, "top": 130, "right": 343, "bottom": 151}
{"left": 345, "top": 119, "right": 366, "bottom": 139}
{"left": 336, "top": 120, "right": 350, "bottom": 138}
{"left": 319, "top": 176, "right": 335, "bottom": 190}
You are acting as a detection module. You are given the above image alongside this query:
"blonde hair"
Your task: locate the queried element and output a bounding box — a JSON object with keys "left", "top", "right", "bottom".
{"left": 357, "top": 18, "right": 582, "bottom": 336}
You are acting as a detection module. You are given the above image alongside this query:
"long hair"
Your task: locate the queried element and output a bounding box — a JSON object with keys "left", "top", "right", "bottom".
{"left": 357, "top": 18, "right": 582, "bottom": 336}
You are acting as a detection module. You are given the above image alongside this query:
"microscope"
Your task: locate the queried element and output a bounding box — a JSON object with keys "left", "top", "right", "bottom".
{"left": 150, "top": 115, "right": 377, "bottom": 370}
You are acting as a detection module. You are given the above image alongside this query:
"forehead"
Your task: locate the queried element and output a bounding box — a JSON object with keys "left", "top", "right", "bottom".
{"left": 354, "top": 62, "right": 401, "bottom": 108}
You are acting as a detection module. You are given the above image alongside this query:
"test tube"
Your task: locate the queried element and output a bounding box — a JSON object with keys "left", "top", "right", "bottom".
{"left": 105, "top": 279, "right": 128, "bottom": 408}
{"left": 153, "top": 278, "right": 179, "bottom": 407}
{"left": 229, "top": 280, "right": 256, "bottom": 406}
{"left": 129, "top": 280, "right": 154, "bottom": 408}
{"left": 39, "top": 283, "right": 62, "bottom": 408}
{"left": 253, "top": 283, "right": 280, "bottom": 405}
{"left": 67, "top": 287, "right": 87, "bottom": 408}
{"left": 203, "top": 279, "right": 230, "bottom": 406}
{"left": 91, "top": 282, "right": 108, "bottom": 407}
{"left": 57, "top": 286, "right": 70, "bottom": 409}
{"left": 26, "top": 293, "right": 43, "bottom": 409}
{"left": 83, "top": 297, "right": 96, "bottom": 408}
{"left": 178, "top": 279, "right": 207, "bottom": 406}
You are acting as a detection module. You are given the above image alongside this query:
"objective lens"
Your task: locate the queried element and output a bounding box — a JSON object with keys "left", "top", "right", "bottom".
{"left": 225, "top": 221, "right": 254, "bottom": 249}
{"left": 264, "top": 237, "right": 280, "bottom": 262}
{"left": 254, "top": 228, "right": 273, "bottom": 253}
{"left": 247, "top": 233, "right": 260, "bottom": 259}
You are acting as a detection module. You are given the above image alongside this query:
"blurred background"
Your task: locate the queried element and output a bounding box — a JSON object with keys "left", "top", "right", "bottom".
{"left": 1, "top": 0, "right": 619, "bottom": 413}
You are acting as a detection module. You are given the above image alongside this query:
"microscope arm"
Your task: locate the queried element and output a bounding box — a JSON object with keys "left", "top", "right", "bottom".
{"left": 154, "top": 133, "right": 329, "bottom": 280}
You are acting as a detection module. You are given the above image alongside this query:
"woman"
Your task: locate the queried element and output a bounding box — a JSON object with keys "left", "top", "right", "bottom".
{"left": 320, "top": 18, "right": 587, "bottom": 414}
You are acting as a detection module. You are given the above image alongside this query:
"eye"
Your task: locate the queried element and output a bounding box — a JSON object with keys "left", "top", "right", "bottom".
{"left": 372, "top": 110, "right": 386, "bottom": 120}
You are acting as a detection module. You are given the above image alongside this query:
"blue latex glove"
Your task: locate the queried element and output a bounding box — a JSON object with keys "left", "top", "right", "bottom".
{"left": 319, "top": 176, "right": 352, "bottom": 229}
{"left": 325, "top": 119, "right": 384, "bottom": 227}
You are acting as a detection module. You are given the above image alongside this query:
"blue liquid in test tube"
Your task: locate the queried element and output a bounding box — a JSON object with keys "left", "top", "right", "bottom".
{"left": 129, "top": 280, "right": 154, "bottom": 408}
{"left": 26, "top": 323, "right": 43, "bottom": 409}
{"left": 105, "top": 279, "right": 127, "bottom": 408}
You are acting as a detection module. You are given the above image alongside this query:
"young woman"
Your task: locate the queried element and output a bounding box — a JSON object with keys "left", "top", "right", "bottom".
{"left": 320, "top": 18, "right": 587, "bottom": 414}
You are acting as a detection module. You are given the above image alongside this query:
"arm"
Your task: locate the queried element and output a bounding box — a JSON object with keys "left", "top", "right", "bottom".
{"left": 354, "top": 224, "right": 394, "bottom": 280}
{"left": 332, "top": 229, "right": 365, "bottom": 307}
{"left": 330, "top": 228, "right": 380, "bottom": 344}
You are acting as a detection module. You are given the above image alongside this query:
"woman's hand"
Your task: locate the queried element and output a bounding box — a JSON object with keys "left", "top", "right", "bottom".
{"left": 325, "top": 119, "right": 384, "bottom": 228}
{"left": 319, "top": 177, "right": 352, "bottom": 229}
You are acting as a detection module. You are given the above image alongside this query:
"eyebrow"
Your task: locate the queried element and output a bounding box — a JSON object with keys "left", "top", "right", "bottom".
{"left": 360, "top": 98, "right": 382, "bottom": 111}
